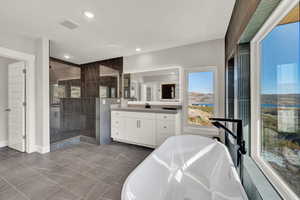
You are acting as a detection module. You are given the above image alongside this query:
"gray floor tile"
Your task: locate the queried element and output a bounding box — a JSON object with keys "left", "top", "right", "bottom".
{"left": 0, "top": 157, "right": 23, "bottom": 173}
{"left": 38, "top": 167, "right": 82, "bottom": 186}
{"left": 0, "top": 187, "right": 29, "bottom": 200}
{"left": 80, "top": 181, "right": 110, "bottom": 200}
{"left": 0, "top": 142, "right": 153, "bottom": 200}
{"left": 16, "top": 176, "right": 61, "bottom": 200}
{"left": 0, "top": 165, "right": 41, "bottom": 187}
{"left": 102, "top": 185, "right": 122, "bottom": 200}
{"left": 60, "top": 174, "right": 99, "bottom": 197}
{"left": 46, "top": 187, "right": 79, "bottom": 200}
{"left": 0, "top": 177, "right": 11, "bottom": 193}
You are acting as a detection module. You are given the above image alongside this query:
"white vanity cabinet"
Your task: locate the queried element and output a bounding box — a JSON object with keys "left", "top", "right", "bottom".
{"left": 111, "top": 111, "right": 125, "bottom": 140}
{"left": 156, "top": 114, "right": 176, "bottom": 146}
{"left": 125, "top": 113, "right": 156, "bottom": 146}
{"left": 111, "top": 110, "right": 180, "bottom": 148}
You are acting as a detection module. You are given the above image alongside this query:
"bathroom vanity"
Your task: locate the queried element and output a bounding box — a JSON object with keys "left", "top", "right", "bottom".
{"left": 113, "top": 67, "right": 182, "bottom": 148}
{"left": 111, "top": 107, "right": 181, "bottom": 148}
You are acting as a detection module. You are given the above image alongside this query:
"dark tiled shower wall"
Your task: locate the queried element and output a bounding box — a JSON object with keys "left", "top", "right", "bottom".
{"left": 60, "top": 98, "right": 96, "bottom": 138}
{"left": 81, "top": 62, "right": 100, "bottom": 97}
{"left": 50, "top": 57, "right": 123, "bottom": 145}
{"left": 50, "top": 98, "right": 97, "bottom": 143}
{"left": 81, "top": 57, "right": 123, "bottom": 98}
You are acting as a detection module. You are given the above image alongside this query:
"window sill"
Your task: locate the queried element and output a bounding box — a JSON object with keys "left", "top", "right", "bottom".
{"left": 243, "top": 156, "right": 282, "bottom": 200}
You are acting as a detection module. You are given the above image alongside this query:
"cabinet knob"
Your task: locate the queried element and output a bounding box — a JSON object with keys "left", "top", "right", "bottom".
{"left": 164, "top": 126, "right": 167, "bottom": 128}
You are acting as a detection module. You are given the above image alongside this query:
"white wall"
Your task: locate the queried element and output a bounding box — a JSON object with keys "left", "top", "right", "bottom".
{"left": 0, "top": 57, "right": 16, "bottom": 147}
{"left": 124, "top": 39, "right": 225, "bottom": 136}
{"left": 0, "top": 33, "right": 50, "bottom": 153}
{"left": 35, "top": 38, "right": 50, "bottom": 153}
{"left": 124, "top": 39, "right": 225, "bottom": 73}
{"left": 0, "top": 33, "right": 36, "bottom": 55}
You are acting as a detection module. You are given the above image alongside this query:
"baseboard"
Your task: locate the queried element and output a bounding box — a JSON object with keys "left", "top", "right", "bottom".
{"left": 35, "top": 145, "right": 50, "bottom": 154}
{"left": 0, "top": 140, "right": 8, "bottom": 148}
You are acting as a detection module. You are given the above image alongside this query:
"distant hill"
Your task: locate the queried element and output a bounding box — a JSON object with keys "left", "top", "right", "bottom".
{"left": 189, "top": 92, "right": 213, "bottom": 104}
{"left": 261, "top": 94, "right": 300, "bottom": 105}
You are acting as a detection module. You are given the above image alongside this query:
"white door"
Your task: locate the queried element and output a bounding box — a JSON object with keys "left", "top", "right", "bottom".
{"left": 8, "top": 61, "right": 26, "bottom": 152}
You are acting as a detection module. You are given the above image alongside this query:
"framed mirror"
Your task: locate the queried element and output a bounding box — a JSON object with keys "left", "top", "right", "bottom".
{"left": 122, "top": 67, "right": 181, "bottom": 104}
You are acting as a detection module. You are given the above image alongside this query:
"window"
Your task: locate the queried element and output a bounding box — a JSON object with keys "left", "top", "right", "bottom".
{"left": 185, "top": 68, "right": 217, "bottom": 129}
{"left": 251, "top": 1, "right": 300, "bottom": 199}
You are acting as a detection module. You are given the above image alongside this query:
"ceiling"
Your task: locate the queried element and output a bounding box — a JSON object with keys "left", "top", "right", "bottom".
{"left": 0, "top": 0, "right": 235, "bottom": 64}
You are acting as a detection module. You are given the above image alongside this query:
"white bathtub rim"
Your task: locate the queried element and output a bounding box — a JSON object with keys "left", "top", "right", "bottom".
{"left": 121, "top": 135, "right": 248, "bottom": 200}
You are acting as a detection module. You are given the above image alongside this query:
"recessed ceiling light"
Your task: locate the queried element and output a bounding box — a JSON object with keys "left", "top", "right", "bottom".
{"left": 64, "top": 55, "right": 71, "bottom": 59}
{"left": 136, "top": 48, "right": 141, "bottom": 52}
{"left": 83, "top": 11, "right": 95, "bottom": 19}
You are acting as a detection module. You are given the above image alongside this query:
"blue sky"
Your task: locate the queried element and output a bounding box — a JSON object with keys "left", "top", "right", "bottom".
{"left": 188, "top": 71, "right": 213, "bottom": 94}
{"left": 261, "top": 22, "right": 300, "bottom": 94}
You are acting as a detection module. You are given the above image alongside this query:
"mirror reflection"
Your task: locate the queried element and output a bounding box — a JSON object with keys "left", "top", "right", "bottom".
{"left": 123, "top": 68, "right": 180, "bottom": 102}
{"left": 99, "top": 65, "right": 119, "bottom": 98}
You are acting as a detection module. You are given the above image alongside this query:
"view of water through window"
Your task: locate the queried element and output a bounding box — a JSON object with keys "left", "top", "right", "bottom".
{"left": 260, "top": 17, "right": 300, "bottom": 197}
{"left": 188, "top": 71, "right": 214, "bottom": 127}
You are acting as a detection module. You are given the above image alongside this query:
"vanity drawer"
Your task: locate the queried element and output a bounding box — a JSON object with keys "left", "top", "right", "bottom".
{"left": 111, "top": 127, "right": 121, "bottom": 137}
{"left": 111, "top": 118, "right": 121, "bottom": 127}
{"left": 156, "top": 113, "right": 176, "bottom": 121}
{"left": 157, "top": 120, "right": 175, "bottom": 133}
{"left": 111, "top": 111, "right": 124, "bottom": 118}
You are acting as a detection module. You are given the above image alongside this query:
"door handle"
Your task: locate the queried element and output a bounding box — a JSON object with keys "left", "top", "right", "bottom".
{"left": 5, "top": 108, "right": 11, "bottom": 112}
{"left": 137, "top": 120, "right": 141, "bottom": 128}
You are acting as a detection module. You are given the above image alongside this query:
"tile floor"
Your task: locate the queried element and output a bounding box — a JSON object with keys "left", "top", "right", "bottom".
{"left": 0, "top": 142, "right": 152, "bottom": 200}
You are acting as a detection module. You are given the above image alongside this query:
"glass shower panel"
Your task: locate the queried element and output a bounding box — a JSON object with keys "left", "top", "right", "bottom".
{"left": 49, "top": 59, "right": 82, "bottom": 143}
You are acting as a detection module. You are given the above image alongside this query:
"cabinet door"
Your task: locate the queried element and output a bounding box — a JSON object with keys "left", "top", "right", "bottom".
{"left": 126, "top": 118, "right": 155, "bottom": 146}
{"left": 137, "top": 119, "right": 156, "bottom": 146}
{"left": 125, "top": 118, "right": 139, "bottom": 143}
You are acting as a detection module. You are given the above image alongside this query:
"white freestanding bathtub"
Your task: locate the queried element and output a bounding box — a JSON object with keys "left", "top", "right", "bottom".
{"left": 122, "top": 135, "right": 248, "bottom": 200}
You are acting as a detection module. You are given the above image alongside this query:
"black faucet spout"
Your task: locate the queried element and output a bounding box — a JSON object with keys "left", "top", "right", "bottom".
{"left": 209, "top": 118, "right": 247, "bottom": 166}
